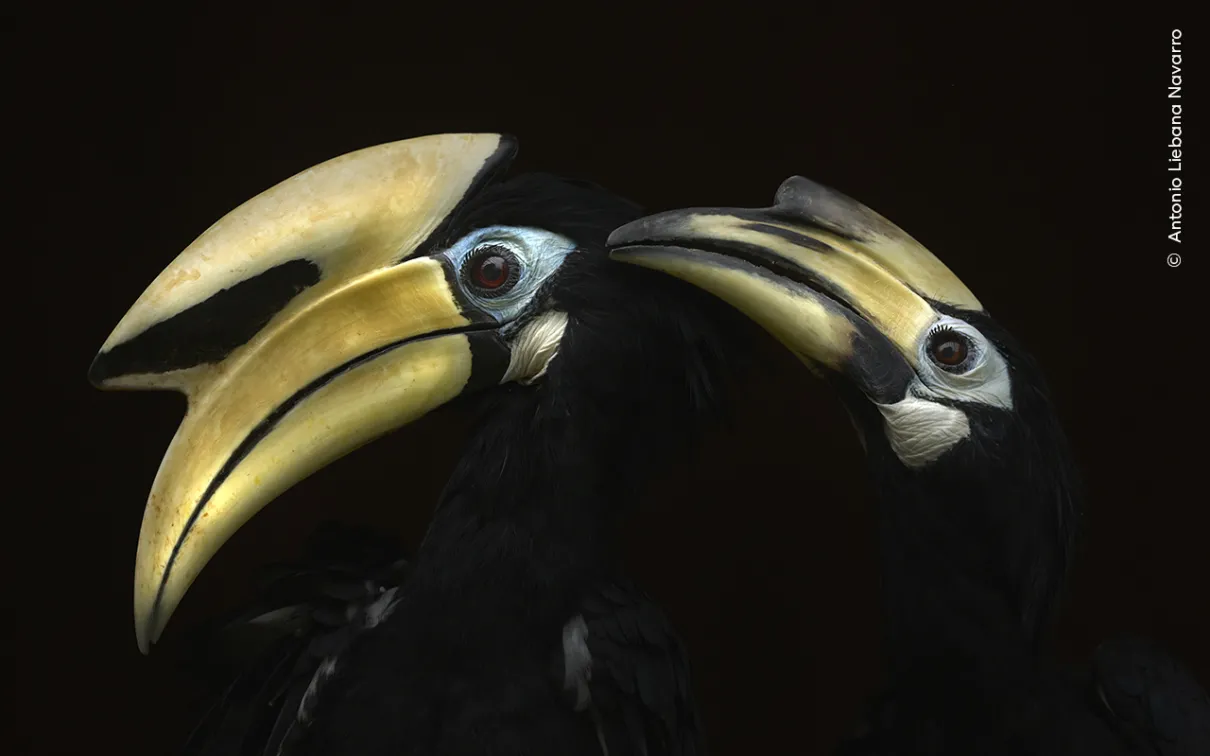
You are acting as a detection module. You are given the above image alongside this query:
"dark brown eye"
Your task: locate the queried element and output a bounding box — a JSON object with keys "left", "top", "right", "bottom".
{"left": 462, "top": 245, "right": 520, "bottom": 297}
{"left": 928, "top": 329, "right": 971, "bottom": 369}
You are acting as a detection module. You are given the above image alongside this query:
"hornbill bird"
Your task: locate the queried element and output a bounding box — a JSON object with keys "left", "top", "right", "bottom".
{"left": 87, "top": 133, "right": 742, "bottom": 755}
{"left": 607, "top": 176, "right": 1210, "bottom": 755}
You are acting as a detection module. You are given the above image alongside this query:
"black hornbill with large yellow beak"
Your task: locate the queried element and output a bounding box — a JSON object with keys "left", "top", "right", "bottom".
{"left": 608, "top": 177, "right": 1210, "bottom": 755}
{"left": 88, "top": 133, "right": 740, "bottom": 755}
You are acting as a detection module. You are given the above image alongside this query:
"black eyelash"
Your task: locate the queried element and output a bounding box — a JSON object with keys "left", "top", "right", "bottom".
{"left": 927, "top": 323, "right": 957, "bottom": 341}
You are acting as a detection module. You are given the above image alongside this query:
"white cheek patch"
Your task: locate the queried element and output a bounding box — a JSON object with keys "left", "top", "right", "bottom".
{"left": 875, "top": 391, "right": 971, "bottom": 468}
{"left": 502, "top": 310, "right": 569, "bottom": 384}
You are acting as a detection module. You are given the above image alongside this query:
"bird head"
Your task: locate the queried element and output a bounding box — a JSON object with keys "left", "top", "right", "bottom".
{"left": 608, "top": 176, "right": 1079, "bottom": 636}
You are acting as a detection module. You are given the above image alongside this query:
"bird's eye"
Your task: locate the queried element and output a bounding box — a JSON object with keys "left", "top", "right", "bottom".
{"left": 462, "top": 244, "right": 521, "bottom": 298}
{"left": 927, "top": 328, "right": 972, "bottom": 371}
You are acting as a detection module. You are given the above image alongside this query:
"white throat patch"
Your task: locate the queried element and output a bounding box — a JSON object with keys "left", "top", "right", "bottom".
{"left": 502, "top": 310, "right": 569, "bottom": 384}
{"left": 875, "top": 390, "right": 971, "bottom": 469}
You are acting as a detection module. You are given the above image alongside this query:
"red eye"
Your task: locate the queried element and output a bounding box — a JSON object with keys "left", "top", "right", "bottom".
{"left": 462, "top": 244, "right": 520, "bottom": 297}
{"left": 473, "top": 254, "right": 510, "bottom": 289}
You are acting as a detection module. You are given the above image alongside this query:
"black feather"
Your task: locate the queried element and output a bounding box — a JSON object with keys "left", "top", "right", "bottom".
{"left": 581, "top": 579, "right": 704, "bottom": 756}
{"left": 181, "top": 522, "right": 411, "bottom": 756}
{"left": 1092, "top": 636, "right": 1210, "bottom": 756}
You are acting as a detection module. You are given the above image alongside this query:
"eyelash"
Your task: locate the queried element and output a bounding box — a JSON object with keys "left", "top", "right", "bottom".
{"left": 927, "top": 324, "right": 982, "bottom": 372}
{"left": 927, "top": 323, "right": 956, "bottom": 341}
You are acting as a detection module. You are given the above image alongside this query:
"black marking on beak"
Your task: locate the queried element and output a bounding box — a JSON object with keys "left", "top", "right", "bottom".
{"left": 89, "top": 259, "right": 322, "bottom": 385}
{"left": 613, "top": 216, "right": 864, "bottom": 321}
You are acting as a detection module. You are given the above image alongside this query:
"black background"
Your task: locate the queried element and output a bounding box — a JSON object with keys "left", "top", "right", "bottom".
{"left": 11, "top": 6, "right": 1202, "bottom": 755}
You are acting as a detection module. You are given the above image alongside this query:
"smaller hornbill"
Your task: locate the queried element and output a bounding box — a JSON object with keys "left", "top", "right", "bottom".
{"left": 607, "top": 176, "right": 1210, "bottom": 755}
{"left": 88, "top": 133, "right": 745, "bottom": 755}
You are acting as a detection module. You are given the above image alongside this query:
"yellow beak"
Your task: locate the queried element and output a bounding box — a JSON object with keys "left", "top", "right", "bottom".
{"left": 608, "top": 176, "right": 983, "bottom": 402}
{"left": 90, "top": 133, "right": 516, "bottom": 652}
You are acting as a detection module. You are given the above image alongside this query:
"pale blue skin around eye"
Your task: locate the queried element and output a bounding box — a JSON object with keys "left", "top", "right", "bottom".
{"left": 439, "top": 225, "right": 578, "bottom": 323}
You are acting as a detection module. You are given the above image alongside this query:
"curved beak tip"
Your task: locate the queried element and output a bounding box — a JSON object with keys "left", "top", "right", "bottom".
{"left": 87, "top": 352, "right": 110, "bottom": 389}
{"left": 134, "top": 623, "right": 151, "bottom": 656}
{"left": 135, "top": 608, "right": 163, "bottom": 655}
{"left": 605, "top": 225, "right": 638, "bottom": 250}
{"left": 607, "top": 214, "right": 681, "bottom": 251}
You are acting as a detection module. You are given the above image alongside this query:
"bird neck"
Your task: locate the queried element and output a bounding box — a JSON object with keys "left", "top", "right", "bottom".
{"left": 408, "top": 271, "right": 733, "bottom": 626}
{"left": 867, "top": 462, "right": 1068, "bottom": 687}
{"left": 873, "top": 489, "right": 1038, "bottom": 683}
{"left": 841, "top": 378, "right": 1078, "bottom": 685}
{"left": 411, "top": 337, "right": 712, "bottom": 614}
{"left": 410, "top": 391, "right": 622, "bottom": 603}
{"left": 856, "top": 479, "right": 1120, "bottom": 753}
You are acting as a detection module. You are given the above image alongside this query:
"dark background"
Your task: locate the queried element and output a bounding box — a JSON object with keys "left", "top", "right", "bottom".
{"left": 11, "top": 5, "right": 1200, "bottom": 755}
